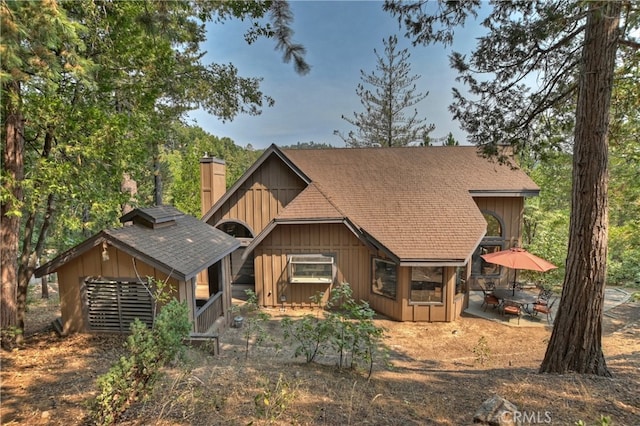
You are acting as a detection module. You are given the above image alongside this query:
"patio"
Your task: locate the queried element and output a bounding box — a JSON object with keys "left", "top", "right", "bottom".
{"left": 465, "top": 287, "right": 631, "bottom": 328}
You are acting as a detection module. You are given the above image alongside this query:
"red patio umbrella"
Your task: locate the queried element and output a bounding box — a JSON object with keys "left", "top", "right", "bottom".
{"left": 480, "top": 247, "right": 557, "bottom": 295}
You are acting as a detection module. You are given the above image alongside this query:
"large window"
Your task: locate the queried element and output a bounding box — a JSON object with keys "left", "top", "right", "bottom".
{"left": 473, "top": 245, "right": 503, "bottom": 276}
{"left": 372, "top": 258, "right": 397, "bottom": 299}
{"left": 472, "top": 212, "right": 505, "bottom": 277}
{"left": 288, "top": 254, "right": 335, "bottom": 284}
{"left": 410, "top": 267, "right": 444, "bottom": 303}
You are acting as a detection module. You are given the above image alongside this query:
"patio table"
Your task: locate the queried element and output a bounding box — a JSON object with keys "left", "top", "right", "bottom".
{"left": 492, "top": 289, "right": 539, "bottom": 314}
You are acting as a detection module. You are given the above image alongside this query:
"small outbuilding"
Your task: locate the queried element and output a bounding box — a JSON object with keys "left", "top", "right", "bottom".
{"left": 35, "top": 205, "right": 239, "bottom": 335}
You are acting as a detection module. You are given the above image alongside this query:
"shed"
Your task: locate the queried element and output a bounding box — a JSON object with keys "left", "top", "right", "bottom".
{"left": 35, "top": 206, "right": 240, "bottom": 335}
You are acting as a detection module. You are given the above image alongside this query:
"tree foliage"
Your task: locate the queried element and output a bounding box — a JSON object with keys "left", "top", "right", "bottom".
{"left": 1, "top": 0, "right": 308, "bottom": 341}
{"left": 334, "top": 35, "right": 434, "bottom": 147}
{"left": 164, "top": 124, "right": 262, "bottom": 217}
{"left": 384, "top": 0, "right": 639, "bottom": 376}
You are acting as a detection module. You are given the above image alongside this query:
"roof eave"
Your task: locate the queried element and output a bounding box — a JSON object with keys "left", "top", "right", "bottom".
{"left": 35, "top": 232, "right": 109, "bottom": 278}
{"left": 469, "top": 189, "right": 540, "bottom": 197}
{"left": 35, "top": 229, "right": 240, "bottom": 283}
{"left": 242, "top": 218, "right": 344, "bottom": 260}
{"left": 399, "top": 259, "right": 469, "bottom": 267}
{"left": 241, "top": 217, "right": 378, "bottom": 261}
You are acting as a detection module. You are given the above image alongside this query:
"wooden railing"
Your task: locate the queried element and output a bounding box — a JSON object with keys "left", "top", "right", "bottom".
{"left": 194, "top": 292, "right": 223, "bottom": 333}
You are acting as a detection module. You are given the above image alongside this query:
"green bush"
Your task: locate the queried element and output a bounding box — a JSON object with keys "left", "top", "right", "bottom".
{"left": 91, "top": 299, "right": 191, "bottom": 425}
{"left": 281, "top": 283, "right": 387, "bottom": 378}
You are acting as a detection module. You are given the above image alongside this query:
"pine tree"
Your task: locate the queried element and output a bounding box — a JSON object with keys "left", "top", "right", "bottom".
{"left": 334, "top": 35, "right": 434, "bottom": 147}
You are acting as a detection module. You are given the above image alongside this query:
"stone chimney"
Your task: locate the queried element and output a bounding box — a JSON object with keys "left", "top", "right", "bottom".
{"left": 200, "top": 154, "right": 226, "bottom": 217}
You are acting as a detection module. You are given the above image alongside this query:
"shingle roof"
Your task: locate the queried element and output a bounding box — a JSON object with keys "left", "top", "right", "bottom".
{"left": 278, "top": 146, "right": 539, "bottom": 263}
{"left": 36, "top": 206, "right": 240, "bottom": 281}
{"left": 276, "top": 183, "right": 345, "bottom": 221}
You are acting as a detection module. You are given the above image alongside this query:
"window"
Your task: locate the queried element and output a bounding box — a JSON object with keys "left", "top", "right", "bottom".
{"left": 472, "top": 212, "right": 505, "bottom": 277}
{"left": 288, "top": 254, "right": 334, "bottom": 284}
{"left": 410, "top": 267, "right": 444, "bottom": 303}
{"left": 372, "top": 258, "right": 397, "bottom": 299}
{"left": 485, "top": 213, "right": 502, "bottom": 237}
{"left": 455, "top": 266, "right": 466, "bottom": 295}
{"left": 473, "top": 245, "right": 503, "bottom": 276}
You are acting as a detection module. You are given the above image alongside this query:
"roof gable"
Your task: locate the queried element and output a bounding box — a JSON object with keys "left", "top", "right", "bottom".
{"left": 201, "top": 145, "right": 309, "bottom": 222}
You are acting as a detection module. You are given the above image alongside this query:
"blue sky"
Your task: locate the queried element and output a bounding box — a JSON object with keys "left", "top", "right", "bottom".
{"left": 189, "top": 1, "right": 484, "bottom": 149}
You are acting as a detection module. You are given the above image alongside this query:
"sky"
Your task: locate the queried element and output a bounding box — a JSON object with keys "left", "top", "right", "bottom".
{"left": 188, "top": 1, "right": 484, "bottom": 149}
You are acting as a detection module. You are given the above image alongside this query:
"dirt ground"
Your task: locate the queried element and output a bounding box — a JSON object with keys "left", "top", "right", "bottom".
{"left": 1, "top": 285, "right": 639, "bottom": 426}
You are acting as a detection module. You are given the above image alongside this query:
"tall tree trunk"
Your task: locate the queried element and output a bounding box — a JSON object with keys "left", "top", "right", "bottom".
{"left": 540, "top": 1, "right": 620, "bottom": 376}
{"left": 1, "top": 80, "right": 24, "bottom": 348}
{"left": 41, "top": 274, "right": 49, "bottom": 299}
{"left": 17, "top": 193, "right": 55, "bottom": 333}
{"left": 15, "top": 128, "right": 57, "bottom": 334}
{"left": 153, "top": 144, "right": 163, "bottom": 206}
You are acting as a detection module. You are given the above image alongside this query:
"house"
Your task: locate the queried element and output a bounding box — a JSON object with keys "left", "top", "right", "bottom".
{"left": 35, "top": 205, "right": 239, "bottom": 335}
{"left": 200, "top": 144, "right": 539, "bottom": 322}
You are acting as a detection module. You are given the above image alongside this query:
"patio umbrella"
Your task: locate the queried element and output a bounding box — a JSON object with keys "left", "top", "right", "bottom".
{"left": 480, "top": 247, "right": 557, "bottom": 295}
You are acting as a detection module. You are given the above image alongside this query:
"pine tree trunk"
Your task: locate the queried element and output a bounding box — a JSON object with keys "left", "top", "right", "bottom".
{"left": 41, "top": 275, "right": 49, "bottom": 299}
{"left": 1, "top": 81, "right": 24, "bottom": 347}
{"left": 540, "top": 1, "right": 620, "bottom": 376}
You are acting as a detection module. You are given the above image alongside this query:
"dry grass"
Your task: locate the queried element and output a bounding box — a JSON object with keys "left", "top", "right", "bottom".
{"left": 1, "top": 285, "right": 639, "bottom": 425}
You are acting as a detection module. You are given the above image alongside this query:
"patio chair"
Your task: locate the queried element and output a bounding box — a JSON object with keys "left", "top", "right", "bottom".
{"left": 501, "top": 300, "right": 522, "bottom": 324}
{"left": 535, "top": 288, "right": 553, "bottom": 306}
{"left": 479, "top": 280, "right": 500, "bottom": 311}
{"left": 533, "top": 297, "right": 557, "bottom": 324}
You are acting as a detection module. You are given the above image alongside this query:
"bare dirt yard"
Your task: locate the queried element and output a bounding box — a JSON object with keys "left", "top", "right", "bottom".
{"left": 2, "top": 285, "right": 639, "bottom": 425}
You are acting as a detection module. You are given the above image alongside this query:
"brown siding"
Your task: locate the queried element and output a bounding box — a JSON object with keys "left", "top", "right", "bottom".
{"left": 255, "top": 224, "right": 466, "bottom": 322}
{"left": 200, "top": 158, "right": 226, "bottom": 216}
{"left": 255, "top": 223, "right": 374, "bottom": 310}
{"left": 56, "top": 245, "right": 183, "bottom": 334}
{"left": 399, "top": 266, "right": 456, "bottom": 322}
{"left": 209, "top": 155, "right": 306, "bottom": 234}
{"left": 472, "top": 197, "right": 526, "bottom": 288}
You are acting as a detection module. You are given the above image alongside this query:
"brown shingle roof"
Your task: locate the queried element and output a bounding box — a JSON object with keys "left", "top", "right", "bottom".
{"left": 36, "top": 206, "right": 240, "bottom": 281}
{"left": 279, "top": 146, "right": 539, "bottom": 263}
{"left": 276, "top": 183, "right": 345, "bottom": 220}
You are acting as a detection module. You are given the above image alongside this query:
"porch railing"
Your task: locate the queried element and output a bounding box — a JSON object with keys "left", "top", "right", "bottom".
{"left": 194, "top": 291, "right": 223, "bottom": 333}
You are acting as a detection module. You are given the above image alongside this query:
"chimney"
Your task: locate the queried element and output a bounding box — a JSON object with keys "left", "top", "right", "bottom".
{"left": 200, "top": 154, "right": 226, "bottom": 217}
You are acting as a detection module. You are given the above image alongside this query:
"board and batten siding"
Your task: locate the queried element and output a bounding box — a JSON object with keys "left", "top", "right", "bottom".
{"left": 474, "top": 197, "right": 524, "bottom": 247}
{"left": 255, "top": 223, "right": 414, "bottom": 321}
{"left": 55, "top": 244, "right": 183, "bottom": 334}
{"left": 209, "top": 155, "right": 305, "bottom": 235}
{"left": 472, "top": 196, "right": 526, "bottom": 288}
{"left": 399, "top": 266, "right": 459, "bottom": 322}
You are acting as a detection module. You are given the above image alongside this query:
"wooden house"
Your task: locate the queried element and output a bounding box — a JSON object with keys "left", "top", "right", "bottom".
{"left": 35, "top": 205, "right": 239, "bottom": 335}
{"left": 201, "top": 145, "right": 539, "bottom": 322}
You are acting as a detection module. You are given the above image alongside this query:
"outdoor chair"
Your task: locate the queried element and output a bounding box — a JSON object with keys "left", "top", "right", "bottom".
{"left": 535, "top": 288, "right": 553, "bottom": 306}
{"left": 479, "top": 280, "right": 500, "bottom": 311}
{"left": 501, "top": 300, "right": 522, "bottom": 324}
{"left": 533, "top": 297, "right": 557, "bottom": 324}
{"left": 482, "top": 292, "right": 501, "bottom": 311}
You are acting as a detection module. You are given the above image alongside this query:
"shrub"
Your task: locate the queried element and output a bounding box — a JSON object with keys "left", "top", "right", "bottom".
{"left": 239, "top": 289, "right": 273, "bottom": 360}
{"left": 281, "top": 283, "right": 387, "bottom": 378}
{"left": 254, "top": 373, "right": 297, "bottom": 421}
{"left": 472, "top": 335, "right": 491, "bottom": 366}
{"left": 91, "top": 299, "right": 191, "bottom": 425}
